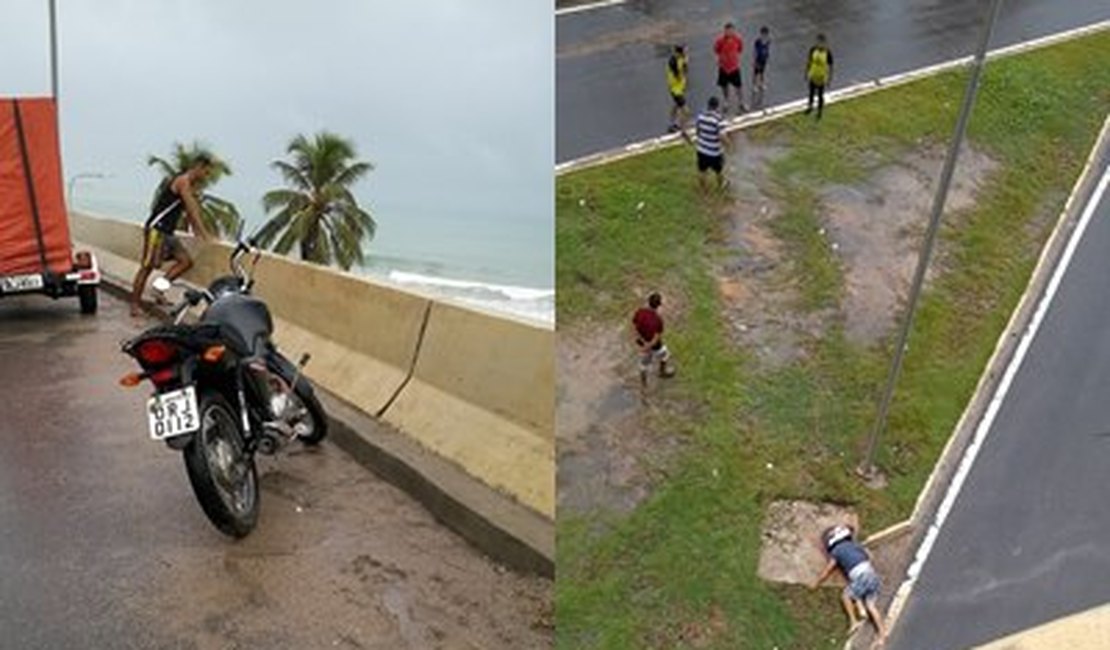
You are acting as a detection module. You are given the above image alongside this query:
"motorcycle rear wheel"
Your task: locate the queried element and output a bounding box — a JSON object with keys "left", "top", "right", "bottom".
{"left": 183, "top": 389, "right": 259, "bottom": 538}
{"left": 290, "top": 379, "right": 328, "bottom": 446}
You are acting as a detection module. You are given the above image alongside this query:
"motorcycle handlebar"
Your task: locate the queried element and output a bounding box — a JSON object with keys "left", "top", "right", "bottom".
{"left": 228, "top": 228, "right": 262, "bottom": 285}
{"left": 169, "top": 299, "right": 191, "bottom": 319}
{"left": 184, "top": 288, "right": 205, "bottom": 305}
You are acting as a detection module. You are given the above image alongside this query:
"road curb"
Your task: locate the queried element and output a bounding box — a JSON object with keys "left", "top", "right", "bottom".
{"left": 868, "top": 113, "right": 1110, "bottom": 646}
{"left": 95, "top": 272, "right": 555, "bottom": 578}
{"left": 555, "top": 0, "right": 626, "bottom": 17}
{"left": 556, "top": 20, "right": 1110, "bottom": 176}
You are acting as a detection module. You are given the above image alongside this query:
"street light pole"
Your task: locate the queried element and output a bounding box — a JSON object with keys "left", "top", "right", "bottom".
{"left": 48, "top": 0, "right": 59, "bottom": 101}
{"left": 68, "top": 172, "right": 106, "bottom": 205}
{"left": 858, "top": 0, "right": 1007, "bottom": 480}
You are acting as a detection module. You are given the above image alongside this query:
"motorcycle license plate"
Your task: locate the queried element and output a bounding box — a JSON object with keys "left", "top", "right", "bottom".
{"left": 147, "top": 386, "right": 200, "bottom": 440}
{"left": 0, "top": 273, "right": 44, "bottom": 293}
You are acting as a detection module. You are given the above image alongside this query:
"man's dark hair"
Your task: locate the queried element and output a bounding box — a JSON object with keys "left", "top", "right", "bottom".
{"left": 724, "top": 22, "right": 734, "bottom": 30}
{"left": 760, "top": 26, "right": 769, "bottom": 35}
{"left": 648, "top": 292, "right": 662, "bottom": 308}
{"left": 708, "top": 96, "right": 720, "bottom": 110}
{"left": 816, "top": 33, "right": 827, "bottom": 44}
{"left": 669, "top": 46, "right": 685, "bottom": 76}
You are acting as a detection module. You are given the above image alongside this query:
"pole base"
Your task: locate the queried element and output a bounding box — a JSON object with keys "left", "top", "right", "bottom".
{"left": 854, "top": 463, "right": 889, "bottom": 490}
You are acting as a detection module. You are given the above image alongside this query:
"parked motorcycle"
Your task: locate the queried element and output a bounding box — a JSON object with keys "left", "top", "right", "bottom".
{"left": 120, "top": 230, "right": 327, "bottom": 537}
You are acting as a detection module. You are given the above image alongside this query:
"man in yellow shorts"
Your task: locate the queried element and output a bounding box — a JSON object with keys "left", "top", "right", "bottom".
{"left": 666, "top": 44, "right": 689, "bottom": 134}
{"left": 130, "top": 156, "right": 214, "bottom": 317}
{"left": 805, "top": 33, "right": 834, "bottom": 120}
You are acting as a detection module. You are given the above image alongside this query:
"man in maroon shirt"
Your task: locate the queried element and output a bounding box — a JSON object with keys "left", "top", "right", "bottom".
{"left": 632, "top": 292, "right": 676, "bottom": 387}
{"left": 713, "top": 22, "right": 745, "bottom": 114}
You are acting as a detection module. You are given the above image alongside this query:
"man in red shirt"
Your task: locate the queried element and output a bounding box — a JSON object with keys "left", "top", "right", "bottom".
{"left": 632, "top": 292, "right": 676, "bottom": 387}
{"left": 713, "top": 22, "right": 745, "bottom": 115}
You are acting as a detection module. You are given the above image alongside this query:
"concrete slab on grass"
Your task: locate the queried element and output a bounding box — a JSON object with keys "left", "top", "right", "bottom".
{"left": 758, "top": 500, "right": 859, "bottom": 586}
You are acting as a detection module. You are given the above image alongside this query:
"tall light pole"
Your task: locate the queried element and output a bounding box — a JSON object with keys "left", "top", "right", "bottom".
{"left": 48, "top": 0, "right": 59, "bottom": 101}
{"left": 858, "top": 0, "right": 1007, "bottom": 480}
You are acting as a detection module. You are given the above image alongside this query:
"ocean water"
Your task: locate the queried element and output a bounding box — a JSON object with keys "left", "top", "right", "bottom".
{"left": 74, "top": 193, "right": 554, "bottom": 325}
{"left": 385, "top": 270, "right": 555, "bottom": 324}
{"left": 4, "top": 0, "right": 554, "bottom": 326}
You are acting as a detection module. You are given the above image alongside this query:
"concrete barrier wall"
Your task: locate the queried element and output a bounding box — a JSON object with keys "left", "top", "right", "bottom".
{"left": 70, "top": 213, "right": 144, "bottom": 260}
{"left": 185, "top": 242, "right": 430, "bottom": 415}
{"left": 383, "top": 301, "right": 555, "bottom": 517}
{"left": 71, "top": 211, "right": 554, "bottom": 519}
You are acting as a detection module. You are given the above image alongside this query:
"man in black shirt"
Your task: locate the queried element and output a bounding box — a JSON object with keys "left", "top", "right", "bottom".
{"left": 130, "top": 156, "right": 214, "bottom": 317}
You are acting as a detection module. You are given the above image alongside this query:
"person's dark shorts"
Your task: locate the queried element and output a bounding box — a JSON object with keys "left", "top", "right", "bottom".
{"left": 697, "top": 151, "right": 724, "bottom": 174}
{"left": 754, "top": 59, "right": 767, "bottom": 75}
{"left": 141, "top": 228, "right": 187, "bottom": 269}
{"left": 671, "top": 92, "right": 686, "bottom": 108}
{"left": 717, "top": 68, "right": 742, "bottom": 88}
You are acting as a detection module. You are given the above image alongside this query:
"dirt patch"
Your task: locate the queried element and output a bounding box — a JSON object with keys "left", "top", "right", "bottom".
{"left": 719, "top": 136, "right": 831, "bottom": 368}
{"left": 719, "top": 138, "right": 1000, "bottom": 359}
{"left": 557, "top": 324, "right": 684, "bottom": 517}
{"left": 757, "top": 500, "right": 861, "bottom": 586}
{"left": 822, "top": 145, "right": 999, "bottom": 345}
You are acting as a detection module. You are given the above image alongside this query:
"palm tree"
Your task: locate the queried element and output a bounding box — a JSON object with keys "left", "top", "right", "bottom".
{"left": 147, "top": 142, "right": 241, "bottom": 238}
{"left": 256, "top": 132, "right": 376, "bottom": 270}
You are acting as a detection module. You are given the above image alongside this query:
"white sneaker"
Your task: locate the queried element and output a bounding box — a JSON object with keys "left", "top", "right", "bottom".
{"left": 151, "top": 277, "right": 172, "bottom": 304}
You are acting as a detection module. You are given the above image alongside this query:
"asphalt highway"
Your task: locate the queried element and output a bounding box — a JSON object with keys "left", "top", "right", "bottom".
{"left": 557, "top": 0, "right": 1110, "bottom": 161}
{"left": 0, "top": 292, "right": 550, "bottom": 650}
{"left": 889, "top": 158, "right": 1110, "bottom": 648}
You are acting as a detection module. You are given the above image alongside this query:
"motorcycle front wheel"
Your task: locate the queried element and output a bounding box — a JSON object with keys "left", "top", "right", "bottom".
{"left": 183, "top": 388, "right": 259, "bottom": 538}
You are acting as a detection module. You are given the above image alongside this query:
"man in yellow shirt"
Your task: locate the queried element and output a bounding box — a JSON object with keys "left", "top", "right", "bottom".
{"left": 805, "top": 33, "right": 834, "bottom": 120}
{"left": 666, "top": 44, "right": 689, "bottom": 133}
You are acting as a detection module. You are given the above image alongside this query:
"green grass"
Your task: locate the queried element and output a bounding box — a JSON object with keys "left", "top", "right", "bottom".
{"left": 557, "top": 32, "right": 1110, "bottom": 650}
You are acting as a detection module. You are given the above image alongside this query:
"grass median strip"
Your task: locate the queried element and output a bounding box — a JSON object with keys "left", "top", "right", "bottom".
{"left": 556, "top": 31, "right": 1110, "bottom": 649}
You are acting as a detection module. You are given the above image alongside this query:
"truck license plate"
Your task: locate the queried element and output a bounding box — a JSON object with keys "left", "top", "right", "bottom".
{"left": 0, "top": 274, "right": 44, "bottom": 293}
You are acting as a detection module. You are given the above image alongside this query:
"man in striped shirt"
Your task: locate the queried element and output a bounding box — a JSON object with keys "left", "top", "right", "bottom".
{"left": 694, "top": 96, "right": 730, "bottom": 193}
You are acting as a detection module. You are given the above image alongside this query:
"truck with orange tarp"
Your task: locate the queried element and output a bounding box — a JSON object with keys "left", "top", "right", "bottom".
{"left": 0, "top": 97, "right": 99, "bottom": 313}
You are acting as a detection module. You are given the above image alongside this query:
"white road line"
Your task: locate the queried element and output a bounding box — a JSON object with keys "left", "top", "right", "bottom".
{"left": 889, "top": 164, "right": 1110, "bottom": 626}
{"left": 556, "top": 0, "right": 626, "bottom": 17}
{"left": 556, "top": 19, "right": 1110, "bottom": 174}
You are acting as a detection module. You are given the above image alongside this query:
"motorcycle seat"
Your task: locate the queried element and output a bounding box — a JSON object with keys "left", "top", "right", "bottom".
{"left": 201, "top": 294, "right": 274, "bottom": 358}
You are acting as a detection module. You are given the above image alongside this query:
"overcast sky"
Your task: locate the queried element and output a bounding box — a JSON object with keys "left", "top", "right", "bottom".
{"left": 0, "top": 0, "right": 554, "bottom": 287}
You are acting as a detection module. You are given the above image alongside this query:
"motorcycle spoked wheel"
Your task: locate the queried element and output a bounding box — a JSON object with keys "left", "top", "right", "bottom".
{"left": 183, "top": 389, "right": 259, "bottom": 538}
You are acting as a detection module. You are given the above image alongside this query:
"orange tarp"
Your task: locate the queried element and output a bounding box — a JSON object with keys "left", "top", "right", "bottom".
{"left": 0, "top": 97, "right": 71, "bottom": 276}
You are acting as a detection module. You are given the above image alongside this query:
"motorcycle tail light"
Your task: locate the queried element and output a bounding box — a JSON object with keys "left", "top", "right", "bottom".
{"left": 135, "top": 339, "right": 176, "bottom": 365}
{"left": 202, "top": 345, "right": 226, "bottom": 363}
{"left": 119, "top": 372, "right": 143, "bottom": 387}
{"left": 149, "top": 367, "right": 176, "bottom": 387}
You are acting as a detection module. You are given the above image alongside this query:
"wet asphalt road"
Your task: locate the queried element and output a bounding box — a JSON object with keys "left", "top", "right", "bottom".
{"left": 557, "top": 0, "right": 1110, "bottom": 162}
{"left": 0, "top": 292, "right": 551, "bottom": 650}
{"left": 889, "top": 161, "right": 1110, "bottom": 648}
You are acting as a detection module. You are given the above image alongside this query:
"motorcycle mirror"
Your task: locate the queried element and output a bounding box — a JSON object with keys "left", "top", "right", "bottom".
{"left": 235, "top": 220, "right": 245, "bottom": 243}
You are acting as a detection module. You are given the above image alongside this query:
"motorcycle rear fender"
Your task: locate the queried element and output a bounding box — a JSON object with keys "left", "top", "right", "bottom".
{"left": 266, "top": 351, "right": 315, "bottom": 397}
{"left": 164, "top": 433, "right": 194, "bottom": 451}
{"left": 160, "top": 359, "right": 243, "bottom": 452}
